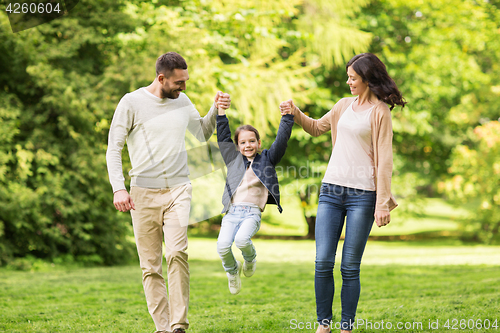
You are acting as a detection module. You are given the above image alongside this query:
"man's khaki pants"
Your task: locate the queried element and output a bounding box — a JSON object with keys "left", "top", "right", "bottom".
{"left": 130, "top": 184, "right": 191, "bottom": 332}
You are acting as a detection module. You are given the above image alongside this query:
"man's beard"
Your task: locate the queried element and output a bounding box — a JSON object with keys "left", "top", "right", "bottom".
{"left": 161, "top": 88, "right": 182, "bottom": 99}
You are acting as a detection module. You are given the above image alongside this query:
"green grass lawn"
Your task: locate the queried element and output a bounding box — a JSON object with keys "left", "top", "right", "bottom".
{"left": 1, "top": 239, "right": 499, "bottom": 332}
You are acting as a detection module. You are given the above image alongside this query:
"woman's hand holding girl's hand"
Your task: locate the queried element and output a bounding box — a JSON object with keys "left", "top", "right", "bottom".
{"left": 374, "top": 210, "right": 391, "bottom": 227}
{"left": 279, "top": 99, "right": 295, "bottom": 115}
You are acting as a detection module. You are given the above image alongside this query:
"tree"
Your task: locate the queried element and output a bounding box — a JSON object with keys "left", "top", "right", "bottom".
{"left": 440, "top": 121, "right": 500, "bottom": 243}
{"left": 0, "top": 0, "right": 139, "bottom": 265}
{"left": 357, "top": 0, "right": 500, "bottom": 185}
{"left": 354, "top": 0, "right": 500, "bottom": 238}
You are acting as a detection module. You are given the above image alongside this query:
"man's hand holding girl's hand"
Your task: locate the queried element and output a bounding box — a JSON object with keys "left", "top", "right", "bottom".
{"left": 215, "top": 91, "right": 231, "bottom": 115}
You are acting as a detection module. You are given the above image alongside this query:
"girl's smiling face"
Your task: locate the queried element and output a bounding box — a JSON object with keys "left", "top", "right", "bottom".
{"left": 237, "top": 130, "right": 261, "bottom": 160}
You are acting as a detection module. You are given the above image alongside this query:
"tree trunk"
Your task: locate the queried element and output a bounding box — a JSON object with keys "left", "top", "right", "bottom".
{"left": 306, "top": 215, "right": 316, "bottom": 239}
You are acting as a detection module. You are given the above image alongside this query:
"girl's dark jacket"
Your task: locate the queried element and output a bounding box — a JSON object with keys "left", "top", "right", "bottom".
{"left": 216, "top": 114, "right": 294, "bottom": 214}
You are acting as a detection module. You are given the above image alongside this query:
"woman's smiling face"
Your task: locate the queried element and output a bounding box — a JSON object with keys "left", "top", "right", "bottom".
{"left": 346, "top": 66, "right": 369, "bottom": 96}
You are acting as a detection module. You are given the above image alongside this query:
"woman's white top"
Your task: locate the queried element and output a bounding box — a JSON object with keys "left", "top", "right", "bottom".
{"left": 322, "top": 99, "right": 376, "bottom": 191}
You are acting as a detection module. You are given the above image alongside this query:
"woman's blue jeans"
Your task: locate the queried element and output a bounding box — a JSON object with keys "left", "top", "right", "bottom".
{"left": 315, "top": 183, "right": 376, "bottom": 330}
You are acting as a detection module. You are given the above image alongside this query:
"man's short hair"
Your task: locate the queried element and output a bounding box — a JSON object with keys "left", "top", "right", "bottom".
{"left": 156, "top": 52, "right": 188, "bottom": 77}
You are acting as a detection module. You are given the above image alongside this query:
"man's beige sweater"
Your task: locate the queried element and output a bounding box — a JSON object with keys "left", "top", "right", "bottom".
{"left": 106, "top": 88, "right": 217, "bottom": 193}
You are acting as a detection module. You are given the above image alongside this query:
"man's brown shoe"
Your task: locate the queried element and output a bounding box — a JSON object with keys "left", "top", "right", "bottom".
{"left": 173, "top": 329, "right": 186, "bottom": 333}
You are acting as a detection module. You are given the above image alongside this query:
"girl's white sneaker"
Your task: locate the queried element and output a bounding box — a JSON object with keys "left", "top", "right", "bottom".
{"left": 243, "top": 258, "right": 257, "bottom": 277}
{"left": 227, "top": 261, "right": 242, "bottom": 294}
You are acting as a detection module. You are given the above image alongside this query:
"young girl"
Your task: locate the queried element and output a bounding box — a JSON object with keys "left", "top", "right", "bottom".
{"left": 280, "top": 53, "right": 406, "bottom": 332}
{"left": 215, "top": 103, "right": 294, "bottom": 295}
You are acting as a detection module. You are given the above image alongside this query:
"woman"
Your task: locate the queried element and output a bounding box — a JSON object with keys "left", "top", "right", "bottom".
{"left": 280, "top": 53, "right": 406, "bottom": 332}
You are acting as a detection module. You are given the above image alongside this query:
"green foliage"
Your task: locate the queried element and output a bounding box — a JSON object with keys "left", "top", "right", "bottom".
{"left": 440, "top": 121, "right": 500, "bottom": 243}
{"left": 101, "top": 0, "right": 372, "bottom": 137}
{"left": 0, "top": 1, "right": 137, "bottom": 265}
{"left": 357, "top": 0, "right": 500, "bottom": 181}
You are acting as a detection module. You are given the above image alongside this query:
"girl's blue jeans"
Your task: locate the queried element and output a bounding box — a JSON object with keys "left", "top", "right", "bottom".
{"left": 217, "top": 204, "right": 262, "bottom": 275}
{"left": 315, "top": 183, "right": 376, "bottom": 330}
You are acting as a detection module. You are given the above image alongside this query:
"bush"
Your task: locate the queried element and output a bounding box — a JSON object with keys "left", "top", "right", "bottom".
{"left": 0, "top": 1, "right": 138, "bottom": 266}
{"left": 439, "top": 121, "right": 500, "bottom": 243}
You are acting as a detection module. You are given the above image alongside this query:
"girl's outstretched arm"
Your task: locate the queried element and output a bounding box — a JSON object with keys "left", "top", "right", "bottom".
{"left": 279, "top": 99, "right": 331, "bottom": 137}
{"left": 216, "top": 115, "right": 239, "bottom": 166}
{"left": 216, "top": 92, "right": 239, "bottom": 165}
{"left": 267, "top": 113, "right": 294, "bottom": 166}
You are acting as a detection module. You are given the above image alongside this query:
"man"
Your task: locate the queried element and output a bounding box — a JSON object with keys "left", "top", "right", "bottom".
{"left": 106, "top": 52, "right": 231, "bottom": 333}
